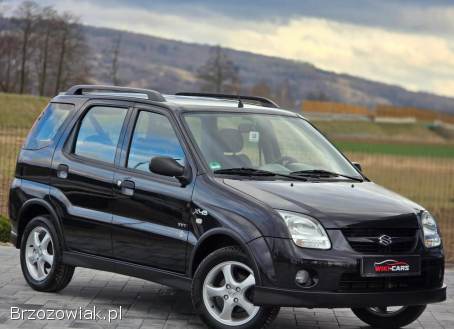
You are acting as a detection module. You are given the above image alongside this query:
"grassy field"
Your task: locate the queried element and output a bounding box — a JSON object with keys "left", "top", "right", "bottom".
{"left": 336, "top": 140, "right": 454, "bottom": 158}
{"left": 313, "top": 120, "right": 447, "bottom": 142}
{"left": 0, "top": 93, "right": 452, "bottom": 260}
{"left": 0, "top": 93, "right": 49, "bottom": 128}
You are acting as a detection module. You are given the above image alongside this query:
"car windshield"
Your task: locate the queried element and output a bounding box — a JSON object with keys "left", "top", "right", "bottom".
{"left": 183, "top": 112, "right": 362, "bottom": 180}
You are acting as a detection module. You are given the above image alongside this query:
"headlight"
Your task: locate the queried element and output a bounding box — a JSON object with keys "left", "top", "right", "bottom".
{"left": 421, "top": 211, "right": 441, "bottom": 248}
{"left": 277, "top": 210, "right": 331, "bottom": 250}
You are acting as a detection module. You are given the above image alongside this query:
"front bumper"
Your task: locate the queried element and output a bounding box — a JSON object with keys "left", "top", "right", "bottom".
{"left": 247, "top": 235, "right": 446, "bottom": 308}
{"left": 253, "top": 285, "right": 447, "bottom": 308}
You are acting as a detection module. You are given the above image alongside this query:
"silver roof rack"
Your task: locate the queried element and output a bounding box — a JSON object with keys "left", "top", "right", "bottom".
{"left": 175, "top": 92, "right": 279, "bottom": 108}
{"left": 66, "top": 85, "right": 165, "bottom": 102}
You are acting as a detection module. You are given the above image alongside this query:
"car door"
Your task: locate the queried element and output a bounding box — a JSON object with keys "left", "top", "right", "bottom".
{"left": 111, "top": 106, "right": 194, "bottom": 273}
{"left": 50, "top": 100, "right": 132, "bottom": 256}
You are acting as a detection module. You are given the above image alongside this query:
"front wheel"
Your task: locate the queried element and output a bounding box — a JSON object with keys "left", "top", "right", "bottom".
{"left": 192, "top": 246, "right": 279, "bottom": 329}
{"left": 352, "top": 305, "right": 426, "bottom": 328}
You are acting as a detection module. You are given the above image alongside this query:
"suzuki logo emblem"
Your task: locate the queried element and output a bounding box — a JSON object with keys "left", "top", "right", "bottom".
{"left": 378, "top": 235, "right": 393, "bottom": 246}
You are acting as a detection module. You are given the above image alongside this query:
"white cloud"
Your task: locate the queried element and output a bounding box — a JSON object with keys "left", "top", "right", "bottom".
{"left": 6, "top": 0, "right": 454, "bottom": 97}
{"left": 226, "top": 17, "right": 454, "bottom": 96}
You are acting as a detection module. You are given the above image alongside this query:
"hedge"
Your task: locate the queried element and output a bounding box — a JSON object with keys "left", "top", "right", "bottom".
{"left": 0, "top": 216, "right": 10, "bottom": 242}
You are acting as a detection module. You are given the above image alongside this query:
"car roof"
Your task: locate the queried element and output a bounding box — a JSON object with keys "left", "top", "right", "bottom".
{"left": 51, "top": 85, "right": 300, "bottom": 117}
{"left": 163, "top": 95, "right": 298, "bottom": 116}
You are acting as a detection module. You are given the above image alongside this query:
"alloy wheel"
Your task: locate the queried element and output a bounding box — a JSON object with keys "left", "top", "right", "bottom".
{"left": 202, "top": 261, "right": 259, "bottom": 326}
{"left": 25, "top": 226, "right": 54, "bottom": 281}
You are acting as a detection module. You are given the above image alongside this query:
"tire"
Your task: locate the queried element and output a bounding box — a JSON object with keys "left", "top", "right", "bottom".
{"left": 20, "top": 215, "right": 75, "bottom": 292}
{"left": 192, "top": 246, "right": 279, "bottom": 329}
{"left": 351, "top": 305, "right": 427, "bottom": 328}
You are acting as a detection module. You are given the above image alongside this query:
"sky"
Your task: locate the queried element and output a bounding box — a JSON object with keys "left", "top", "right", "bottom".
{"left": 4, "top": 0, "right": 454, "bottom": 97}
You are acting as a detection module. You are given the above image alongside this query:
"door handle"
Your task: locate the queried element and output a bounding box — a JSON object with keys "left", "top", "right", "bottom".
{"left": 117, "top": 179, "right": 135, "bottom": 196}
{"left": 57, "top": 164, "right": 69, "bottom": 179}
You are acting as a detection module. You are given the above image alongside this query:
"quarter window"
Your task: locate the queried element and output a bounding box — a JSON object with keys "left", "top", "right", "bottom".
{"left": 24, "top": 103, "right": 73, "bottom": 150}
{"left": 127, "top": 111, "right": 185, "bottom": 173}
{"left": 74, "top": 106, "right": 128, "bottom": 164}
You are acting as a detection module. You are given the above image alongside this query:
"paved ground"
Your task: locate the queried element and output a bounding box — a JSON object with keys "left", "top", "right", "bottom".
{"left": 0, "top": 246, "right": 452, "bottom": 329}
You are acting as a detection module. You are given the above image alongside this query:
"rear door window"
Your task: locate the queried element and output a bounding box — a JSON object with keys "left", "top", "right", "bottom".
{"left": 24, "top": 103, "right": 73, "bottom": 150}
{"left": 74, "top": 106, "right": 128, "bottom": 164}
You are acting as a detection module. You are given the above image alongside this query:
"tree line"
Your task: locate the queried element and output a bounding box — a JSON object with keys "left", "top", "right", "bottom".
{"left": 0, "top": 1, "right": 90, "bottom": 96}
{"left": 0, "top": 1, "right": 298, "bottom": 108}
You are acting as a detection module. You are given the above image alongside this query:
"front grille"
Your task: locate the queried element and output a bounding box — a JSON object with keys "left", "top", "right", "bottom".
{"left": 342, "top": 228, "right": 418, "bottom": 254}
{"left": 338, "top": 273, "right": 427, "bottom": 292}
{"left": 338, "top": 258, "right": 443, "bottom": 292}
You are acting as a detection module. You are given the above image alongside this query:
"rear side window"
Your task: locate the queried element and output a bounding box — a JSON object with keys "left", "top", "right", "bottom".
{"left": 74, "top": 106, "right": 128, "bottom": 164}
{"left": 24, "top": 103, "right": 73, "bottom": 150}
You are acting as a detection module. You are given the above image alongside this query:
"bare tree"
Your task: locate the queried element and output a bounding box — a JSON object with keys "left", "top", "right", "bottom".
{"left": 0, "top": 1, "right": 21, "bottom": 92}
{"left": 0, "top": 1, "right": 91, "bottom": 96}
{"left": 15, "top": 0, "right": 40, "bottom": 94}
{"left": 54, "top": 13, "right": 90, "bottom": 94}
{"left": 111, "top": 33, "right": 122, "bottom": 85}
{"left": 198, "top": 45, "right": 239, "bottom": 93}
{"left": 0, "top": 33, "right": 21, "bottom": 92}
{"left": 35, "top": 6, "right": 57, "bottom": 96}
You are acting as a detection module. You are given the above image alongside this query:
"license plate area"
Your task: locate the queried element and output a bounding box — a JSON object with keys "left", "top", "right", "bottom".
{"left": 361, "top": 255, "right": 421, "bottom": 277}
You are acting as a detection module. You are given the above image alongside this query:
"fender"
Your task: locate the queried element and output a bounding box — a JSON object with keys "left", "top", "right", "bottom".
{"left": 17, "top": 198, "right": 66, "bottom": 249}
{"left": 189, "top": 227, "right": 263, "bottom": 285}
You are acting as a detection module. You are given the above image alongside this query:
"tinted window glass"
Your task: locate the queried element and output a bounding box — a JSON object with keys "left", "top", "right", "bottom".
{"left": 24, "top": 103, "right": 73, "bottom": 149}
{"left": 184, "top": 112, "right": 361, "bottom": 178}
{"left": 75, "top": 106, "right": 127, "bottom": 164}
{"left": 127, "top": 111, "right": 185, "bottom": 172}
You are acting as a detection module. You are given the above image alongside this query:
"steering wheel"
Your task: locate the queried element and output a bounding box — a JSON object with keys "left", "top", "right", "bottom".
{"left": 277, "top": 156, "right": 298, "bottom": 167}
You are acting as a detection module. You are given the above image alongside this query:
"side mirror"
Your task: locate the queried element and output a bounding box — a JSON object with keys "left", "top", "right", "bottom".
{"left": 149, "top": 156, "right": 190, "bottom": 186}
{"left": 352, "top": 162, "right": 362, "bottom": 172}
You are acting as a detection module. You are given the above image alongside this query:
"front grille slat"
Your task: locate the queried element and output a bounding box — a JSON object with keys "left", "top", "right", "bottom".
{"left": 338, "top": 273, "right": 427, "bottom": 292}
{"left": 342, "top": 228, "right": 418, "bottom": 254}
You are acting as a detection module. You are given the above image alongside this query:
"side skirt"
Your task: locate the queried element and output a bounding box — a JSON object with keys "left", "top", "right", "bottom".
{"left": 63, "top": 251, "right": 192, "bottom": 291}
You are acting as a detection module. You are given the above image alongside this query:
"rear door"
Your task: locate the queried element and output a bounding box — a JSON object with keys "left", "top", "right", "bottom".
{"left": 110, "top": 105, "right": 195, "bottom": 273}
{"left": 50, "top": 100, "right": 132, "bottom": 256}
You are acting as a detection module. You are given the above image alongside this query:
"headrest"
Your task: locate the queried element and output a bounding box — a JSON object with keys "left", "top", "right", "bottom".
{"left": 219, "top": 128, "right": 243, "bottom": 153}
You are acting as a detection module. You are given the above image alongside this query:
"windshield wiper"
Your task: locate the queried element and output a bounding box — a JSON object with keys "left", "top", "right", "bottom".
{"left": 290, "top": 169, "right": 363, "bottom": 182}
{"left": 214, "top": 168, "right": 307, "bottom": 181}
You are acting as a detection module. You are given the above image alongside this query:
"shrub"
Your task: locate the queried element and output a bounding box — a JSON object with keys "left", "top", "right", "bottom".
{"left": 0, "top": 216, "right": 11, "bottom": 242}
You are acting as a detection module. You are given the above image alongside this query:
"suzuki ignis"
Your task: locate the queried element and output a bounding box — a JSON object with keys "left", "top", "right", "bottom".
{"left": 9, "top": 85, "right": 446, "bottom": 329}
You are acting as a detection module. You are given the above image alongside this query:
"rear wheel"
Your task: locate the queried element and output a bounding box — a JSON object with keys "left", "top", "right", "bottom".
{"left": 192, "top": 246, "right": 279, "bottom": 329}
{"left": 20, "top": 216, "right": 74, "bottom": 292}
{"left": 352, "top": 305, "right": 426, "bottom": 328}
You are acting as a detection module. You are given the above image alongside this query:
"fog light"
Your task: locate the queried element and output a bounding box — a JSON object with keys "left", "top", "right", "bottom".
{"left": 295, "top": 270, "right": 310, "bottom": 285}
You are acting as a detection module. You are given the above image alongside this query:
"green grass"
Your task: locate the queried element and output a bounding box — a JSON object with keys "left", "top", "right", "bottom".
{"left": 0, "top": 216, "right": 10, "bottom": 242}
{"left": 313, "top": 120, "right": 448, "bottom": 143}
{"left": 0, "top": 93, "right": 49, "bottom": 128}
{"left": 336, "top": 141, "right": 454, "bottom": 158}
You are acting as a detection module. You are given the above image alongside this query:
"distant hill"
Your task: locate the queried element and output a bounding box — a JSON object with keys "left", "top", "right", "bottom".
{"left": 5, "top": 16, "right": 454, "bottom": 114}
{"left": 84, "top": 25, "right": 454, "bottom": 114}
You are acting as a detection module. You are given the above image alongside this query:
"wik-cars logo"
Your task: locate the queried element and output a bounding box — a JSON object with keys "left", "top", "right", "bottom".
{"left": 373, "top": 259, "right": 410, "bottom": 273}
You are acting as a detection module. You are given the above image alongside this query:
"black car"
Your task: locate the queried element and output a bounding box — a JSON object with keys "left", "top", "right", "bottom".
{"left": 9, "top": 85, "right": 446, "bottom": 329}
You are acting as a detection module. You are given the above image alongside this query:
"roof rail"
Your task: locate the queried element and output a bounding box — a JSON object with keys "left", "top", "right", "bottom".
{"left": 175, "top": 92, "right": 279, "bottom": 108}
{"left": 66, "top": 85, "right": 166, "bottom": 102}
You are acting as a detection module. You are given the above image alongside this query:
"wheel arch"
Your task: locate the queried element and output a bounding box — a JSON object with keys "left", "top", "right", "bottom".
{"left": 189, "top": 228, "right": 262, "bottom": 285}
{"left": 16, "top": 199, "right": 65, "bottom": 249}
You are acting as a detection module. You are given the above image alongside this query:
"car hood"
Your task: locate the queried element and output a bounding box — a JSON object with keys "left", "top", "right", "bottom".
{"left": 223, "top": 179, "right": 423, "bottom": 229}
